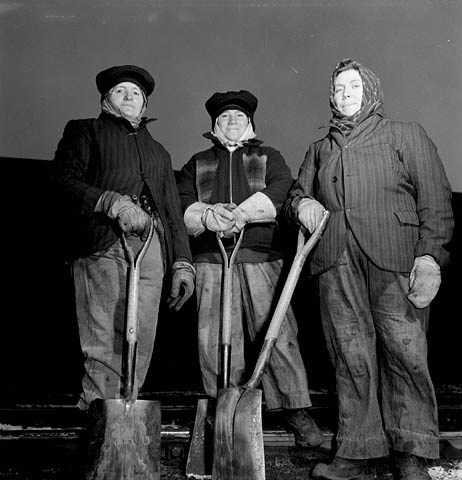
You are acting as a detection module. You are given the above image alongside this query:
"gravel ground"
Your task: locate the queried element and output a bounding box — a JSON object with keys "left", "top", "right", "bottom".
{"left": 159, "top": 457, "right": 462, "bottom": 480}
{"left": 0, "top": 458, "right": 460, "bottom": 479}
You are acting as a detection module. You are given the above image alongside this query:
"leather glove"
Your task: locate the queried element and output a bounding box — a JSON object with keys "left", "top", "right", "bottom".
{"left": 222, "top": 192, "right": 276, "bottom": 237}
{"left": 407, "top": 255, "right": 441, "bottom": 309}
{"left": 96, "top": 191, "right": 151, "bottom": 241}
{"left": 168, "top": 261, "right": 196, "bottom": 311}
{"left": 201, "top": 203, "right": 236, "bottom": 232}
{"left": 297, "top": 198, "right": 326, "bottom": 234}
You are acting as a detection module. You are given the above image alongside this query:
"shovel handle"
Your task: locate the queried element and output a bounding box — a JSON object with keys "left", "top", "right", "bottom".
{"left": 120, "top": 219, "right": 155, "bottom": 401}
{"left": 120, "top": 219, "right": 155, "bottom": 343}
{"left": 217, "top": 230, "right": 245, "bottom": 389}
{"left": 245, "top": 210, "right": 330, "bottom": 389}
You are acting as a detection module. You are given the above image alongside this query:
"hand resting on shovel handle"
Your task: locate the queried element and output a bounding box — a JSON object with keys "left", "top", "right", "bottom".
{"left": 212, "top": 210, "right": 330, "bottom": 480}
{"left": 85, "top": 219, "right": 162, "bottom": 480}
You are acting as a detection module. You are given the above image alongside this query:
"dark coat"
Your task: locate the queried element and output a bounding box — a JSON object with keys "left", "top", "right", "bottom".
{"left": 52, "top": 112, "right": 192, "bottom": 267}
{"left": 176, "top": 137, "right": 294, "bottom": 263}
{"left": 286, "top": 114, "right": 454, "bottom": 275}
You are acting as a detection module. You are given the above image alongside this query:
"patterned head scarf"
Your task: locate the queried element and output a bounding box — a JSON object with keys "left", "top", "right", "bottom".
{"left": 101, "top": 85, "right": 147, "bottom": 128}
{"left": 329, "top": 59, "right": 384, "bottom": 135}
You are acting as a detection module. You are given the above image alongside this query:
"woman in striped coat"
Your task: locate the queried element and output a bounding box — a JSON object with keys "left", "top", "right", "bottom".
{"left": 53, "top": 65, "right": 195, "bottom": 410}
{"left": 285, "top": 59, "right": 454, "bottom": 480}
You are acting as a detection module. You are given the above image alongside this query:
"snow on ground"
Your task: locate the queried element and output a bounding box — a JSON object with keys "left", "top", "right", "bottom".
{"left": 429, "top": 460, "right": 462, "bottom": 480}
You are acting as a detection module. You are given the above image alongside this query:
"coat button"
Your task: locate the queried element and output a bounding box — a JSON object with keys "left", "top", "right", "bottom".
{"left": 332, "top": 176, "right": 338, "bottom": 182}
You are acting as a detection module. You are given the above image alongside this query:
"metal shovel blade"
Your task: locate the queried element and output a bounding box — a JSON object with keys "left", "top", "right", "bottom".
{"left": 231, "top": 388, "right": 265, "bottom": 479}
{"left": 186, "top": 398, "right": 214, "bottom": 479}
{"left": 211, "top": 386, "right": 264, "bottom": 480}
{"left": 210, "top": 386, "right": 261, "bottom": 480}
{"left": 85, "top": 398, "right": 161, "bottom": 480}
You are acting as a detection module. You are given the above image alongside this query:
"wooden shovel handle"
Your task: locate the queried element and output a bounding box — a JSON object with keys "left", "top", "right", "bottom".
{"left": 120, "top": 219, "right": 155, "bottom": 401}
{"left": 120, "top": 219, "right": 155, "bottom": 343}
{"left": 217, "top": 230, "right": 244, "bottom": 389}
{"left": 245, "top": 210, "right": 330, "bottom": 389}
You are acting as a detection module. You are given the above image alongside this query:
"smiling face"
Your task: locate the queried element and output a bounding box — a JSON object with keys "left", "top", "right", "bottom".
{"left": 109, "top": 81, "right": 145, "bottom": 119}
{"left": 216, "top": 109, "right": 249, "bottom": 142}
{"left": 333, "top": 69, "right": 363, "bottom": 117}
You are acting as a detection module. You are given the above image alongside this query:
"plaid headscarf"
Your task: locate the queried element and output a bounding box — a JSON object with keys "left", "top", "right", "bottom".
{"left": 329, "top": 59, "right": 384, "bottom": 135}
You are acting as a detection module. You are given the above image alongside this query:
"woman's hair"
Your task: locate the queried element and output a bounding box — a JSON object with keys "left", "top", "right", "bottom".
{"left": 332, "top": 58, "right": 361, "bottom": 79}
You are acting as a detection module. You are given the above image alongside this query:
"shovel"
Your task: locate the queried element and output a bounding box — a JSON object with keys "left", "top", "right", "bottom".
{"left": 212, "top": 210, "right": 330, "bottom": 480}
{"left": 186, "top": 230, "right": 244, "bottom": 479}
{"left": 85, "top": 220, "right": 162, "bottom": 480}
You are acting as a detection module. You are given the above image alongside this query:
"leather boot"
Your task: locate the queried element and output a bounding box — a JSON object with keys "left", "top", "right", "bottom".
{"left": 312, "top": 456, "right": 377, "bottom": 480}
{"left": 283, "top": 408, "right": 323, "bottom": 448}
{"left": 391, "top": 451, "right": 431, "bottom": 480}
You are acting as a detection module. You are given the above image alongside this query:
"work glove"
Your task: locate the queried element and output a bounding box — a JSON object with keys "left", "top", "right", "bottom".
{"left": 168, "top": 261, "right": 196, "bottom": 311}
{"left": 96, "top": 191, "right": 151, "bottom": 241}
{"left": 184, "top": 202, "right": 236, "bottom": 237}
{"left": 201, "top": 203, "right": 236, "bottom": 232}
{"left": 297, "top": 198, "right": 326, "bottom": 234}
{"left": 407, "top": 255, "right": 441, "bottom": 309}
{"left": 222, "top": 192, "right": 276, "bottom": 237}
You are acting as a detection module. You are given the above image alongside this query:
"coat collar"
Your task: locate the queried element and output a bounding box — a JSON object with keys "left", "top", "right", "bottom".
{"left": 327, "top": 113, "right": 385, "bottom": 146}
{"left": 202, "top": 131, "right": 263, "bottom": 148}
{"left": 99, "top": 111, "right": 157, "bottom": 132}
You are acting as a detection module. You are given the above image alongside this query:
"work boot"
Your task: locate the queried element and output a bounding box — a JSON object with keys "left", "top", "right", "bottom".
{"left": 283, "top": 408, "right": 323, "bottom": 448}
{"left": 391, "top": 451, "right": 431, "bottom": 480}
{"left": 312, "top": 456, "right": 377, "bottom": 480}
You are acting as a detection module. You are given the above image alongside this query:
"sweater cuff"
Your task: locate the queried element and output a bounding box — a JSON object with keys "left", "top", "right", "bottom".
{"left": 184, "top": 201, "right": 209, "bottom": 237}
{"left": 237, "top": 192, "right": 276, "bottom": 223}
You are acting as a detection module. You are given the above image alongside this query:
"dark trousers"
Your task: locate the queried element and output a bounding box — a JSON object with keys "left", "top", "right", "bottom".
{"left": 319, "top": 231, "right": 439, "bottom": 459}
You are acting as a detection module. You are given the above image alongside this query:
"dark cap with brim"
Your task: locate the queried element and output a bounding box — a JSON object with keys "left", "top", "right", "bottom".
{"left": 205, "top": 90, "right": 258, "bottom": 128}
{"left": 96, "top": 65, "right": 155, "bottom": 98}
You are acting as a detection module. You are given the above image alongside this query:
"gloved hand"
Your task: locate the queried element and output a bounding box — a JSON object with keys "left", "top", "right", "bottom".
{"left": 96, "top": 191, "right": 151, "bottom": 241}
{"left": 168, "top": 261, "right": 196, "bottom": 311}
{"left": 407, "top": 255, "right": 441, "bottom": 309}
{"left": 201, "top": 203, "right": 236, "bottom": 232}
{"left": 222, "top": 192, "right": 276, "bottom": 237}
{"left": 297, "top": 198, "right": 326, "bottom": 234}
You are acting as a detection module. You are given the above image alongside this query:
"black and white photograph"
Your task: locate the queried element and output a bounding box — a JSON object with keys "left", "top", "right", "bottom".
{"left": 1, "top": 1, "right": 461, "bottom": 479}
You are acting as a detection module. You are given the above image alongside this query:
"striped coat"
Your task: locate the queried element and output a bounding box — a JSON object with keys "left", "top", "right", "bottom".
{"left": 52, "top": 112, "right": 192, "bottom": 266}
{"left": 286, "top": 114, "right": 454, "bottom": 275}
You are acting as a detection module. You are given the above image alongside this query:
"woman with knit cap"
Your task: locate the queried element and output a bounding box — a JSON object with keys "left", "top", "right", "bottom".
{"left": 176, "top": 90, "right": 323, "bottom": 448}
{"left": 52, "top": 65, "right": 195, "bottom": 409}
{"left": 285, "top": 59, "right": 454, "bottom": 479}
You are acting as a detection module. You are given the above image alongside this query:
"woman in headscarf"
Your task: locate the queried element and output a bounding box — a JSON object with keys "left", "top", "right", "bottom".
{"left": 285, "top": 59, "right": 454, "bottom": 480}
{"left": 52, "top": 65, "right": 195, "bottom": 409}
{"left": 176, "top": 90, "right": 323, "bottom": 449}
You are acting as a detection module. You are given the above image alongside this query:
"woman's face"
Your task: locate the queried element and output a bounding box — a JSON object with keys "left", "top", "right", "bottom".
{"left": 333, "top": 69, "right": 363, "bottom": 117}
{"left": 216, "top": 109, "right": 249, "bottom": 141}
{"left": 109, "top": 82, "right": 144, "bottom": 119}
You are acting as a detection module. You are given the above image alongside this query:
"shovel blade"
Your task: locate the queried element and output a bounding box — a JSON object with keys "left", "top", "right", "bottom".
{"left": 85, "top": 398, "right": 161, "bottom": 480}
{"left": 186, "top": 398, "right": 214, "bottom": 479}
{"left": 232, "top": 388, "right": 264, "bottom": 480}
{"left": 212, "top": 387, "right": 264, "bottom": 480}
{"left": 212, "top": 388, "right": 243, "bottom": 479}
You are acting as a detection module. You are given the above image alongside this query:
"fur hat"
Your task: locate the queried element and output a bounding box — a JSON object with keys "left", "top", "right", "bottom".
{"left": 205, "top": 90, "right": 258, "bottom": 128}
{"left": 96, "top": 65, "right": 155, "bottom": 98}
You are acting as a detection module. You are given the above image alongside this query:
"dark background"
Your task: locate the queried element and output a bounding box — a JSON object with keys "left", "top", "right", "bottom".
{"left": 0, "top": 0, "right": 460, "bottom": 403}
{"left": 1, "top": 158, "right": 460, "bottom": 403}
